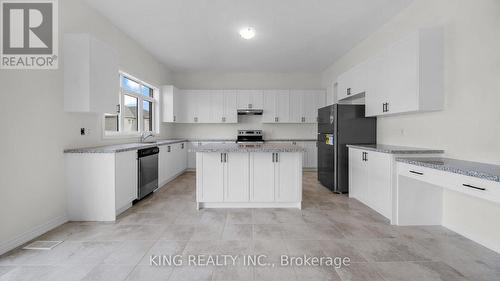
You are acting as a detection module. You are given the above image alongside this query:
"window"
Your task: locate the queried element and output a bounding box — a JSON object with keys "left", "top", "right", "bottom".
{"left": 104, "top": 73, "right": 158, "bottom": 137}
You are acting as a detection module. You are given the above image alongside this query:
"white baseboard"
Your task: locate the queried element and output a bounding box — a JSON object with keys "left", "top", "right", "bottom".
{"left": 0, "top": 214, "right": 68, "bottom": 256}
{"left": 198, "top": 202, "right": 302, "bottom": 209}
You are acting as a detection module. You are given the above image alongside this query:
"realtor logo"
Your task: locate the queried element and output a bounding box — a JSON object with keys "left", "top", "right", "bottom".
{"left": 1, "top": 0, "right": 58, "bottom": 69}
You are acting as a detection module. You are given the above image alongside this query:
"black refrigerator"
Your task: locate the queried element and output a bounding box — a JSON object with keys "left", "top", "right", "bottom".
{"left": 317, "top": 104, "right": 376, "bottom": 193}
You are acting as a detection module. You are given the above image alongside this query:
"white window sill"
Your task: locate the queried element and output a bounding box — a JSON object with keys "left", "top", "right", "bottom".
{"left": 102, "top": 132, "right": 158, "bottom": 140}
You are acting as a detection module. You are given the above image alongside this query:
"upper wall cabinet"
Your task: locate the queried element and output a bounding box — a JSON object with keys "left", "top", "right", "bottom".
{"left": 162, "top": 85, "right": 182, "bottom": 122}
{"left": 64, "top": 34, "right": 119, "bottom": 114}
{"left": 262, "top": 90, "right": 290, "bottom": 123}
{"left": 237, "top": 90, "right": 264, "bottom": 109}
{"left": 338, "top": 27, "right": 444, "bottom": 117}
{"left": 161, "top": 87, "right": 326, "bottom": 124}
{"left": 290, "top": 90, "right": 327, "bottom": 123}
{"left": 210, "top": 90, "right": 238, "bottom": 123}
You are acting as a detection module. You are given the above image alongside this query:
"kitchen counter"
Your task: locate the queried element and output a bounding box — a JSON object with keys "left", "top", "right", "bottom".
{"left": 346, "top": 144, "right": 444, "bottom": 154}
{"left": 396, "top": 157, "right": 500, "bottom": 182}
{"left": 64, "top": 139, "right": 187, "bottom": 153}
{"left": 193, "top": 143, "right": 305, "bottom": 153}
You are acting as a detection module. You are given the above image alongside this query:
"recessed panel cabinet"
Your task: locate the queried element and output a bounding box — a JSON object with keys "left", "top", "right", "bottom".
{"left": 197, "top": 152, "right": 302, "bottom": 207}
{"left": 64, "top": 33, "right": 119, "bottom": 113}
{"left": 159, "top": 142, "right": 187, "bottom": 186}
{"left": 162, "top": 87, "right": 326, "bottom": 124}
{"left": 337, "top": 27, "right": 444, "bottom": 117}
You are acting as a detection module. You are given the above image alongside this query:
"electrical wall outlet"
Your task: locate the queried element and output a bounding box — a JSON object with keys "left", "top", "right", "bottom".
{"left": 80, "top": 128, "right": 91, "bottom": 135}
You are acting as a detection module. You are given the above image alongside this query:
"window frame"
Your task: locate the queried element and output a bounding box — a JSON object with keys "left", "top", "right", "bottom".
{"left": 103, "top": 71, "right": 159, "bottom": 139}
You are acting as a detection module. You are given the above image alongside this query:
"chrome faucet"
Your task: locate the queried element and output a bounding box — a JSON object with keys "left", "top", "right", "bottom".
{"left": 140, "top": 132, "right": 155, "bottom": 143}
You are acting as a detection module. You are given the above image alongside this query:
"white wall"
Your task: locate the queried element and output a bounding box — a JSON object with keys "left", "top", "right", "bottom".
{"left": 321, "top": 0, "right": 500, "bottom": 165}
{"left": 0, "top": 0, "right": 173, "bottom": 253}
{"left": 172, "top": 72, "right": 322, "bottom": 140}
{"left": 321, "top": 0, "right": 500, "bottom": 252}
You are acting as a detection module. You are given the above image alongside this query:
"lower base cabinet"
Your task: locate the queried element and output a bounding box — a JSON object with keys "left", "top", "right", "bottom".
{"left": 349, "top": 148, "right": 392, "bottom": 219}
{"left": 159, "top": 142, "right": 187, "bottom": 186}
{"left": 66, "top": 150, "right": 138, "bottom": 221}
{"left": 197, "top": 151, "right": 302, "bottom": 207}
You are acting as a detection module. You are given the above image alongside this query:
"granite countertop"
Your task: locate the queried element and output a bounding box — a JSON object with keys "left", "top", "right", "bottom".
{"left": 396, "top": 157, "right": 500, "bottom": 182}
{"left": 64, "top": 139, "right": 187, "bottom": 154}
{"left": 193, "top": 143, "right": 305, "bottom": 153}
{"left": 346, "top": 144, "right": 444, "bottom": 154}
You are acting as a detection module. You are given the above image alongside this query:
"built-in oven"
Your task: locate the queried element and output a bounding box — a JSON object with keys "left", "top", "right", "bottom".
{"left": 137, "top": 146, "right": 159, "bottom": 200}
{"left": 236, "top": 130, "right": 264, "bottom": 143}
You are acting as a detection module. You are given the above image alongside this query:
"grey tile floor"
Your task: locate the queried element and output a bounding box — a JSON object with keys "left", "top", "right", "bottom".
{"left": 1, "top": 172, "right": 499, "bottom": 281}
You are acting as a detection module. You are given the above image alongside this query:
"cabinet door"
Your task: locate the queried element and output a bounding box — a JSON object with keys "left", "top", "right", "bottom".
{"left": 197, "top": 153, "right": 224, "bottom": 202}
{"left": 182, "top": 92, "right": 197, "bottom": 123}
{"left": 224, "top": 153, "right": 250, "bottom": 202}
{"left": 197, "top": 91, "right": 212, "bottom": 123}
{"left": 289, "top": 90, "right": 303, "bottom": 123}
{"left": 251, "top": 90, "right": 264, "bottom": 109}
{"left": 211, "top": 91, "right": 225, "bottom": 123}
{"left": 366, "top": 151, "right": 392, "bottom": 219}
{"left": 275, "top": 90, "right": 290, "bottom": 123}
{"left": 115, "top": 150, "right": 138, "bottom": 210}
{"left": 180, "top": 142, "right": 187, "bottom": 171}
{"left": 365, "top": 55, "right": 386, "bottom": 117}
{"left": 305, "top": 142, "right": 317, "bottom": 168}
{"left": 250, "top": 153, "right": 275, "bottom": 202}
{"left": 314, "top": 90, "right": 326, "bottom": 121}
{"left": 336, "top": 70, "right": 351, "bottom": 101}
{"left": 237, "top": 90, "right": 251, "bottom": 109}
{"left": 348, "top": 148, "right": 365, "bottom": 202}
{"left": 384, "top": 34, "right": 418, "bottom": 115}
{"left": 224, "top": 91, "right": 238, "bottom": 123}
{"left": 275, "top": 153, "right": 301, "bottom": 202}
{"left": 262, "top": 91, "right": 277, "bottom": 123}
{"left": 158, "top": 146, "right": 167, "bottom": 184}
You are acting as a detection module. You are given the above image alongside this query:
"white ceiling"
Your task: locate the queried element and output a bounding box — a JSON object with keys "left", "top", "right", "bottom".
{"left": 85, "top": 0, "right": 413, "bottom": 73}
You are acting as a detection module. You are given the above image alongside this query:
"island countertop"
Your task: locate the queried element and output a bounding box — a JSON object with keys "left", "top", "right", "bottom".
{"left": 193, "top": 143, "right": 305, "bottom": 153}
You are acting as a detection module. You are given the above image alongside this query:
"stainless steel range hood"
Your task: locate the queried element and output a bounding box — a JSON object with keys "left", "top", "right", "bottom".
{"left": 237, "top": 109, "right": 263, "bottom": 115}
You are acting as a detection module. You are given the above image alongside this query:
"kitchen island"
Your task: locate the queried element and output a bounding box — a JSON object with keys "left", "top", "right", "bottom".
{"left": 194, "top": 143, "right": 305, "bottom": 209}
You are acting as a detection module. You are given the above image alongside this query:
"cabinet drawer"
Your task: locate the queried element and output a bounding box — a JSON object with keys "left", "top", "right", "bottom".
{"left": 398, "top": 163, "right": 500, "bottom": 204}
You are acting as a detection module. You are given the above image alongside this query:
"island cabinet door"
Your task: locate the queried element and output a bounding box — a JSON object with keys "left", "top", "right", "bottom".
{"left": 224, "top": 153, "right": 250, "bottom": 202}
{"left": 250, "top": 153, "right": 276, "bottom": 202}
{"left": 197, "top": 153, "right": 224, "bottom": 202}
{"left": 275, "top": 152, "right": 302, "bottom": 202}
{"left": 348, "top": 148, "right": 366, "bottom": 202}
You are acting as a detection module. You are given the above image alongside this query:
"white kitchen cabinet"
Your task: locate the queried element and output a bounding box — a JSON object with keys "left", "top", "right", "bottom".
{"left": 196, "top": 152, "right": 249, "bottom": 203}
{"left": 224, "top": 153, "right": 250, "bottom": 202}
{"left": 197, "top": 153, "right": 224, "bottom": 202}
{"left": 348, "top": 148, "right": 392, "bottom": 219}
{"left": 337, "top": 61, "right": 370, "bottom": 101}
{"left": 263, "top": 90, "right": 290, "bottom": 123}
{"left": 237, "top": 90, "right": 264, "bottom": 109}
{"left": 180, "top": 90, "right": 211, "bottom": 123}
{"left": 162, "top": 85, "right": 183, "bottom": 123}
{"left": 289, "top": 90, "right": 326, "bottom": 123}
{"left": 115, "top": 151, "right": 138, "bottom": 214}
{"left": 159, "top": 142, "right": 187, "bottom": 186}
{"left": 367, "top": 27, "right": 443, "bottom": 116}
{"left": 290, "top": 141, "right": 317, "bottom": 169}
{"left": 66, "top": 150, "right": 137, "bottom": 221}
{"left": 211, "top": 90, "right": 238, "bottom": 123}
{"left": 197, "top": 151, "right": 302, "bottom": 208}
{"left": 348, "top": 146, "right": 443, "bottom": 221}
{"left": 251, "top": 152, "right": 302, "bottom": 203}
{"left": 64, "top": 33, "right": 119, "bottom": 113}
{"left": 275, "top": 152, "right": 302, "bottom": 202}
{"left": 250, "top": 153, "right": 276, "bottom": 202}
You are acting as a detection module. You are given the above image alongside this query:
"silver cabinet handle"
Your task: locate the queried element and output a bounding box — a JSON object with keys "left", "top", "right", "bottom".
{"left": 194, "top": 117, "right": 198, "bottom": 122}
{"left": 275, "top": 153, "right": 279, "bottom": 162}
{"left": 222, "top": 117, "right": 226, "bottom": 122}
{"left": 221, "top": 153, "right": 224, "bottom": 163}
{"left": 347, "top": 88, "right": 351, "bottom": 95}
{"left": 409, "top": 170, "right": 423, "bottom": 175}
{"left": 167, "top": 146, "right": 171, "bottom": 152}
{"left": 272, "top": 153, "right": 275, "bottom": 162}
{"left": 173, "top": 115, "right": 176, "bottom": 122}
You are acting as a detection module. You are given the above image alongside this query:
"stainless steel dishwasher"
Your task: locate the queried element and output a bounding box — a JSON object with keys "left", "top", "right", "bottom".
{"left": 137, "top": 146, "right": 159, "bottom": 200}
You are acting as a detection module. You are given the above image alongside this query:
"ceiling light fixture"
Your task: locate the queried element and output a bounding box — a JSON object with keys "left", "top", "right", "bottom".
{"left": 239, "top": 27, "right": 256, "bottom": 40}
